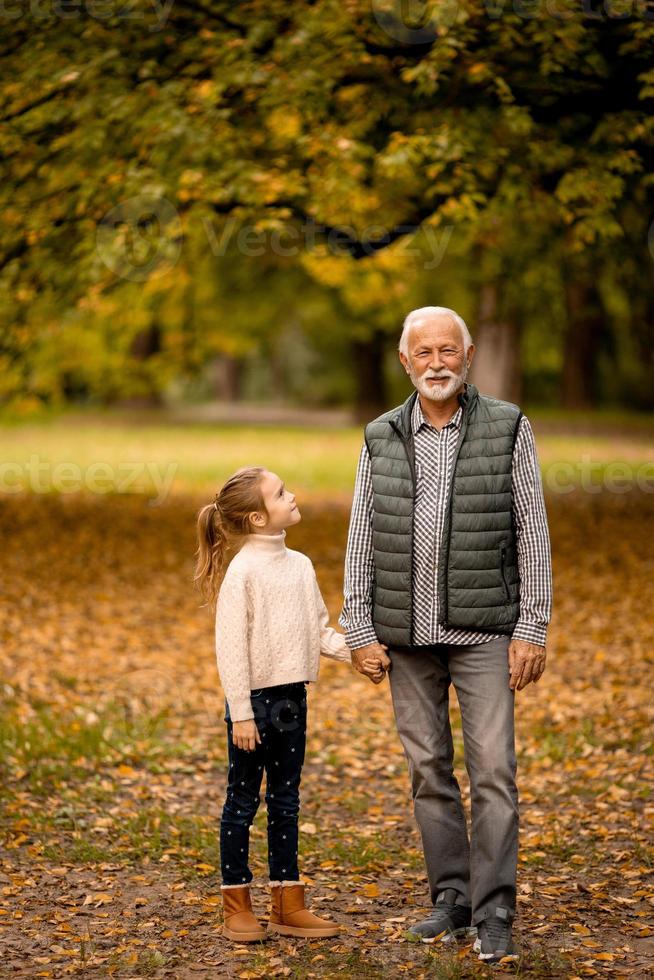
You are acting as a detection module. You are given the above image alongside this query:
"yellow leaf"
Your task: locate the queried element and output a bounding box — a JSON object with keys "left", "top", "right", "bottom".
{"left": 49, "top": 945, "right": 76, "bottom": 957}
{"left": 358, "top": 883, "right": 379, "bottom": 898}
{"left": 83, "top": 892, "right": 113, "bottom": 907}
{"left": 116, "top": 764, "right": 137, "bottom": 777}
{"left": 572, "top": 923, "right": 592, "bottom": 936}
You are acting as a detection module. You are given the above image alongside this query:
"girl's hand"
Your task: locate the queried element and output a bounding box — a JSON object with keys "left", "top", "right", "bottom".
{"left": 362, "top": 657, "right": 387, "bottom": 685}
{"left": 232, "top": 719, "right": 261, "bottom": 752}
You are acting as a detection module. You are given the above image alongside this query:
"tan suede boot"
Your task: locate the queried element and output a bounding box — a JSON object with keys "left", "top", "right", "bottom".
{"left": 267, "top": 881, "right": 339, "bottom": 938}
{"left": 221, "top": 884, "right": 267, "bottom": 942}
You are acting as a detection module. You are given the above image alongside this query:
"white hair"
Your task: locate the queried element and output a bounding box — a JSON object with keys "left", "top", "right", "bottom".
{"left": 398, "top": 306, "right": 473, "bottom": 356}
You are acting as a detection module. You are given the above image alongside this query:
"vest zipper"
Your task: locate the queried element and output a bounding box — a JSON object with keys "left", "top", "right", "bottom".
{"left": 500, "top": 544, "right": 511, "bottom": 602}
{"left": 390, "top": 420, "right": 416, "bottom": 646}
{"left": 439, "top": 412, "right": 469, "bottom": 627}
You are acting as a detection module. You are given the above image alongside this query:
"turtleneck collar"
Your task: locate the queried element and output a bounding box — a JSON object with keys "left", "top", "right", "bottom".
{"left": 240, "top": 529, "right": 287, "bottom": 557}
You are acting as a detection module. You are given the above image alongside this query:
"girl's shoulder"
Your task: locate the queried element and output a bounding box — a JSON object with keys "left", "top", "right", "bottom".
{"left": 285, "top": 548, "right": 316, "bottom": 576}
{"left": 220, "top": 550, "right": 251, "bottom": 584}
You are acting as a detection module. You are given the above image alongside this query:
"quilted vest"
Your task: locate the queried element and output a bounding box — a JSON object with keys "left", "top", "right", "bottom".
{"left": 364, "top": 383, "right": 522, "bottom": 648}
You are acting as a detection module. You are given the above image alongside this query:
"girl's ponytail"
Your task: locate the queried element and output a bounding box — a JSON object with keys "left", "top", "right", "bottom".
{"left": 194, "top": 466, "right": 267, "bottom": 608}
{"left": 194, "top": 500, "right": 229, "bottom": 608}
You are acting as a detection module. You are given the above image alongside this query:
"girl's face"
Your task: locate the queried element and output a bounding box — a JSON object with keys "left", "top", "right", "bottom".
{"left": 250, "top": 470, "right": 301, "bottom": 534}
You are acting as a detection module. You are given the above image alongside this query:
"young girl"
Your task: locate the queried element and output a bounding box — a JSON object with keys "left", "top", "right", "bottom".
{"left": 195, "top": 465, "right": 385, "bottom": 943}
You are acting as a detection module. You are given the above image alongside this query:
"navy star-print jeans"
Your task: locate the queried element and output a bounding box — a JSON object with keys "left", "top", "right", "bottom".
{"left": 220, "top": 681, "right": 307, "bottom": 885}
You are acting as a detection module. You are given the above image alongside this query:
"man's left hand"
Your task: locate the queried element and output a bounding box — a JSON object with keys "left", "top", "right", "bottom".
{"left": 508, "top": 639, "right": 546, "bottom": 691}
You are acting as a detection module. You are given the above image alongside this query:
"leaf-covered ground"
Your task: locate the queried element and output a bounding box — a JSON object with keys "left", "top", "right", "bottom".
{"left": 0, "top": 491, "right": 652, "bottom": 979}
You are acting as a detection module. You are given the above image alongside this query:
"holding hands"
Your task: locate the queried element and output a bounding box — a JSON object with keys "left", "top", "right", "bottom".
{"left": 351, "top": 641, "right": 391, "bottom": 684}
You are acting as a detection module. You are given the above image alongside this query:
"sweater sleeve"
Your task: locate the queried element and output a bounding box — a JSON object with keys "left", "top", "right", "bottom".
{"left": 312, "top": 572, "right": 352, "bottom": 664}
{"left": 215, "top": 565, "right": 254, "bottom": 722}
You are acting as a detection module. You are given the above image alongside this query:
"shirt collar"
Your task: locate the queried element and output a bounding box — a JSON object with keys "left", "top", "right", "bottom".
{"left": 240, "top": 529, "right": 287, "bottom": 557}
{"left": 411, "top": 389, "right": 465, "bottom": 436}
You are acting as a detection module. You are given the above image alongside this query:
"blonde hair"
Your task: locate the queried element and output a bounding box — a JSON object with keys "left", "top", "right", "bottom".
{"left": 194, "top": 466, "right": 267, "bottom": 608}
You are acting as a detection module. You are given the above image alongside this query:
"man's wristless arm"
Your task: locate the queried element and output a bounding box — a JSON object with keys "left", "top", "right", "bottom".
{"left": 339, "top": 443, "right": 379, "bottom": 647}
{"left": 511, "top": 416, "right": 553, "bottom": 648}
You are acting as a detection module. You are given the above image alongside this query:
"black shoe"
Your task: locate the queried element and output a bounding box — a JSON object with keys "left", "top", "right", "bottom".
{"left": 407, "top": 888, "right": 476, "bottom": 945}
{"left": 473, "top": 905, "right": 519, "bottom": 963}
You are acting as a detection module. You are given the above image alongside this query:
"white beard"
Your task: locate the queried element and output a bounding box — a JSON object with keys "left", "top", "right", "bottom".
{"left": 411, "top": 361, "right": 469, "bottom": 402}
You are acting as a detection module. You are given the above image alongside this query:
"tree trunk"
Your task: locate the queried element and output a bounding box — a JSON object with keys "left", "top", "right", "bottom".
{"left": 117, "top": 323, "right": 163, "bottom": 407}
{"left": 351, "top": 332, "right": 388, "bottom": 423}
{"left": 561, "top": 278, "right": 601, "bottom": 409}
{"left": 630, "top": 281, "right": 654, "bottom": 410}
{"left": 208, "top": 355, "right": 245, "bottom": 400}
{"left": 469, "top": 282, "right": 522, "bottom": 402}
{"left": 269, "top": 345, "right": 287, "bottom": 402}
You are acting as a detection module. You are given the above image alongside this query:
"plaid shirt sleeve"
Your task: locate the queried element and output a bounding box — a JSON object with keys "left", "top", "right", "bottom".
{"left": 338, "top": 442, "right": 379, "bottom": 650}
{"left": 511, "top": 415, "right": 553, "bottom": 646}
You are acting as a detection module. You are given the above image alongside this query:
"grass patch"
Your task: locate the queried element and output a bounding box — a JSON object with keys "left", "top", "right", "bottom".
{"left": 426, "top": 950, "right": 484, "bottom": 980}
{"left": 106, "top": 947, "right": 168, "bottom": 976}
{"left": 633, "top": 843, "right": 654, "bottom": 866}
{"left": 34, "top": 805, "right": 219, "bottom": 876}
{"left": 42, "top": 837, "right": 117, "bottom": 864}
{"left": 520, "top": 720, "right": 601, "bottom": 763}
{"left": 285, "top": 945, "right": 387, "bottom": 978}
{"left": 300, "top": 829, "right": 423, "bottom": 871}
{"left": 118, "top": 807, "right": 218, "bottom": 864}
{"left": 0, "top": 412, "right": 651, "bottom": 500}
{"left": 423, "top": 940, "right": 571, "bottom": 978}
{"left": 0, "top": 419, "right": 364, "bottom": 499}
{"left": 0, "top": 700, "right": 189, "bottom": 798}
{"left": 338, "top": 792, "right": 373, "bottom": 816}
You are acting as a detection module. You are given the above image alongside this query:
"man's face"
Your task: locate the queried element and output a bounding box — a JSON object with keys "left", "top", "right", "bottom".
{"left": 399, "top": 315, "right": 474, "bottom": 403}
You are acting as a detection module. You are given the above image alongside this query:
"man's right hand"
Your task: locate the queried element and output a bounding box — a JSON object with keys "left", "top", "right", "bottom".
{"left": 351, "top": 642, "right": 392, "bottom": 683}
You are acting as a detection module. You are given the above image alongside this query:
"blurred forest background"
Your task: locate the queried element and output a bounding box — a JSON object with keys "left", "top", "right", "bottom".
{"left": 2, "top": 0, "right": 654, "bottom": 421}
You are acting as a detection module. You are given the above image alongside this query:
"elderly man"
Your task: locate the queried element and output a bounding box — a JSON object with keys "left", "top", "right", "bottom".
{"left": 339, "top": 306, "right": 552, "bottom": 964}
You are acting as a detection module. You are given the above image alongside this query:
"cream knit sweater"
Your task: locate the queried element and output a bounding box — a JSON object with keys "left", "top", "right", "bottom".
{"left": 215, "top": 530, "right": 352, "bottom": 722}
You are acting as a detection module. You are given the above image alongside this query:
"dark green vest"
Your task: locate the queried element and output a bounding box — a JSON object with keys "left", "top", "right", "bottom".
{"left": 364, "top": 384, "right": 522, "bottom": 648}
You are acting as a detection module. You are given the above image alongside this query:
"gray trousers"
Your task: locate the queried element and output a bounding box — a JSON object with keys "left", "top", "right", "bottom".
{"left": 388, "top": 636, "right": 518, "bottom": 926}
